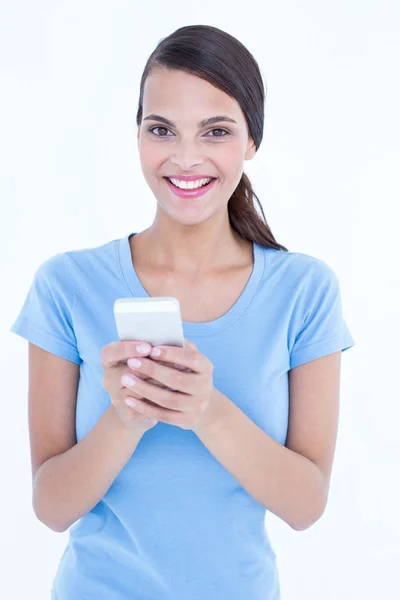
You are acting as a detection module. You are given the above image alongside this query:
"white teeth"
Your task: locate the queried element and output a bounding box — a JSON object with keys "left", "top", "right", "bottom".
{"left": 167, "top": 177, "right": 212, "bottom": 190}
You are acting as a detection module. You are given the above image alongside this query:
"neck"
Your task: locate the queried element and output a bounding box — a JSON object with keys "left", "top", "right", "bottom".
{"left": 132, "top": 218, "right": 251, "bottom": 276}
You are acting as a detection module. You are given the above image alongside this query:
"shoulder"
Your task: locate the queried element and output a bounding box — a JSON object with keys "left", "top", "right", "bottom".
{"left": 260, "top": 245, "right": 337, "bottom": 288}
{"left": 63, "top": 235, "right": 121, "bottom": 269}
{"left": 32, "top": 252, "right": 72, "bottom": 290}
{"left": 31, "top": 235, "right": 122, "bottom": 299}
{"left": 34, "top": 236, "right": 123, "bottom": 292}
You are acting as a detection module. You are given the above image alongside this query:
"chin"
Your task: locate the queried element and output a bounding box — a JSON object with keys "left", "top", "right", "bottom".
{"left": 160, "top": 205, "right": 217, "bottom": 226}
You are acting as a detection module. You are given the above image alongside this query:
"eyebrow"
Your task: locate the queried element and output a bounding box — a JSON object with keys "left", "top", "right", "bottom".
{"left": 143, "top": 114, "right": 238, "bottom": 128}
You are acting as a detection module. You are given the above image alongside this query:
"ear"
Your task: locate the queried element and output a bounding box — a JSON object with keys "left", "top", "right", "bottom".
{"left": 245, "top": 139, "right": 257, "bottom": 161}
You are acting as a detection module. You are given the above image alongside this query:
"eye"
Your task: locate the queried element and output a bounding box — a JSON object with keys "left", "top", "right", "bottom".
{"left": 147, "top": 126, "right": 231, "bottom": 138}
{"left": 148, "top": 126, "right": 173, "bottom": 137}
{"left": 205, "top": 128, "right": 230, "bottom": 138}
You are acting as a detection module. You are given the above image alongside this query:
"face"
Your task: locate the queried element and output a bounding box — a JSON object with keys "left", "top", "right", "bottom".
{"left": 137, "top": 68, "right": 256, "bottom": 225}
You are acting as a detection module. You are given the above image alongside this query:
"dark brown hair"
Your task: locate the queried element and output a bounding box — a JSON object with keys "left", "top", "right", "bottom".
{"left": 136, "top": 24, "right": 288, "bottom": 252}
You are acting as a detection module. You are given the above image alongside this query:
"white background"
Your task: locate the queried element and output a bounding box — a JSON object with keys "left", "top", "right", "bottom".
{"left": 1, "top": 1, "right": 399, "bottom": 598}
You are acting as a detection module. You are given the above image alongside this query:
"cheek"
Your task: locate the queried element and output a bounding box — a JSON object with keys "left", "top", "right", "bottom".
{"left": 139, "top": 139, "right": 167, "bottom": 172}
{"left": 216, "top": 147, "right": 244, "bottom": 181}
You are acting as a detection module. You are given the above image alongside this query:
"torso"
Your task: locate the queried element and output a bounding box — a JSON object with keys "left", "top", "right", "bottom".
{"left": 130, "top": 236, "right": 254, "bottom": 323}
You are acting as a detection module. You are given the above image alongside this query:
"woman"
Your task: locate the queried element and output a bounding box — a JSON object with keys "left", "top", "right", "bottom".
{"left": 10, "top": 24, "right": 355, "bottom": 600}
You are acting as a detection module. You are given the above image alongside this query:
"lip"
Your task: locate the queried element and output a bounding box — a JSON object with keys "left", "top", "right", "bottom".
{"left": 165, "top": 175, "right": 216, "bottom": 182}
{"left": 164, "top": 176, "right": 217, "bottom": 198}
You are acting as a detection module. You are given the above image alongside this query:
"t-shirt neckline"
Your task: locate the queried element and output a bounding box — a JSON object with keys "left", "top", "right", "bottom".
{"left": 118, "top": 232, "right": 265, "bottom": 337}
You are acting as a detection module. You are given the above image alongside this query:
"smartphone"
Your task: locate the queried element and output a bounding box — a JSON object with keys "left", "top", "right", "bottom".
{"left": 113, "top": 297, "right": 185, "bottom": 348}
{"left": 113, "top": 297, "right": 187, "bottom": 390}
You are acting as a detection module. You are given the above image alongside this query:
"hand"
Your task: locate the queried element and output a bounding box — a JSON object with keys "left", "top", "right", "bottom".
{"left": 123, "top": 339, "right": 221, "bottom": 431}
{"left": 101, "top": 340, "right": 161, "bottom": 432}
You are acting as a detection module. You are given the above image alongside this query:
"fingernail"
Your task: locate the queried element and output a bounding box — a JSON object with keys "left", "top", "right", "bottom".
{"left": 125, "top": 397, "right": 137, "bottom": 407}
{"left": 122, "top": 374, "right": 136, "bottom": 386}
{"left": 128, "top": 358, "right": 142, "bottom": 368}
{"left": 150, "top": 347, "right": 161, "bottom": 357}
{"left": 136, "top": 343, "right": 151, "bottom": 354}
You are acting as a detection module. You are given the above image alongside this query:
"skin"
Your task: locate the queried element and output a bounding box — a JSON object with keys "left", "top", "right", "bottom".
{"left": 135, "top": 67, "right": 257, "bottom": 274}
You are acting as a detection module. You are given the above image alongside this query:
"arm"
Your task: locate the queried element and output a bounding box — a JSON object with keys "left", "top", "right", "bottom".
{"left": 33, "top": 404, "right": 146, "bottom": 533}
{"left": 193, "top": 351, "right": 341, "bottom": 531}
{"left": 29, "top": 343, "right": 148, "bottom": 533}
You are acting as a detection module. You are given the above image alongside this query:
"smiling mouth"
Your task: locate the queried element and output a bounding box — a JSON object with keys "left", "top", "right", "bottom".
{"left": 164, "top": 177, "right": 217, "bottom": 189}
{"left": 163, "top": 176, "right": 218, "bottom": 198}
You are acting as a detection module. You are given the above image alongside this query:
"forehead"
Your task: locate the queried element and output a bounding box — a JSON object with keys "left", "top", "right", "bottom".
{"left": 142, "top": 69, "right": 243, "bottom": 124}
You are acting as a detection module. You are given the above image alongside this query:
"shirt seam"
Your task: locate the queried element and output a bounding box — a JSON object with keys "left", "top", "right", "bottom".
{"left": 290, "top": 332, "right": 349, "bottom": 362}
{"left": 63, "top": 252, "right": 76, "bottom": 322}
{"left": 13, "top": 316, "right": 80, "bottom": 355}
{"left": 116, "top": 237, "right": 135, "bottom": 298}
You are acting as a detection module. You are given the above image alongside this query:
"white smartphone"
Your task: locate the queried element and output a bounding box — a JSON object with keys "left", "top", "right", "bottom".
{"left": 113, "top": 297, "right": 185, "bottom": 348}
{"left": 113, "top": 298, "right": 188, "bottom": 389}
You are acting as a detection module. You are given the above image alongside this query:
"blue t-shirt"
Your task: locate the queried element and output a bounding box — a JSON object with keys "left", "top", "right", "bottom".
{"left": 10, "top": 231, "right": 355, "bottom": 600}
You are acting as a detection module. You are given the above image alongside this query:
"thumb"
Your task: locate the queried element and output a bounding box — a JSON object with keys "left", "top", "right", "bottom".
{"left": 184, "top": 339, "right": 197, "bottom": 350}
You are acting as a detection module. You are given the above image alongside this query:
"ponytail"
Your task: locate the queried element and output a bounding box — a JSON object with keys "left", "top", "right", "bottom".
{"left": 228, "top": 172, "right": 288, "bottom": 251}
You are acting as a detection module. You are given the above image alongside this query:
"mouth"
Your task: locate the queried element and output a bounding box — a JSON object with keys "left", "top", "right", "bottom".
{"left": 163, "top": 176, "right": 217, "bottom": 198}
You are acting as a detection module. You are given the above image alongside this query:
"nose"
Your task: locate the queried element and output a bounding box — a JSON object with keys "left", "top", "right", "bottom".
{"left": 169, "top": 138, "right": 205, "bottom": 171}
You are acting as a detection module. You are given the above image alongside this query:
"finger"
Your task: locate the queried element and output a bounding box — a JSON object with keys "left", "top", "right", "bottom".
{"left": 101, "top": 341, "right": 152, "bottom": 369}
{"left": 126, "top": 396, "right": 187, "bottom": 426}
{"left": 123, "top": 375, "right": 191, "bottom": 412}
{"left": 181, "top": 340, "right": 197, "bottom": 371}
{"left": 142, "top": 376, "right": 170, "bottom": 389}
{"left": 121, "top": 375, "right": 166, "bottom": 408}
{"left": 127, "top": 357, "right": 200, "bottom": 393}
{"left": 184, "top": 339, "right": 197, "bottom": 350}
{"left": 156, "top": 358, "right": 191, "bottom": 373}
{"left": 116, "top": 363, "right": 154, "bottom": 384}
{"left": 148, "top": 344, "right": 206, "bottom": 374}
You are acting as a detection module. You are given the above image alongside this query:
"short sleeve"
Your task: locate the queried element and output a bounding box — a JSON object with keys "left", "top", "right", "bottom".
{"left": 9, "top": 253, "right": 82, "bottom": 365}
{"left": 289, "top": 260, "right": 355, "bottom": 369}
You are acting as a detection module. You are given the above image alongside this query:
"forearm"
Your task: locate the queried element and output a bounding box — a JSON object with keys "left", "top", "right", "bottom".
{"left": 33, "top": 405, "right": 147, "bottom": 533}
{"left": 194, "top": 391, "right": 326, "bottom": 531}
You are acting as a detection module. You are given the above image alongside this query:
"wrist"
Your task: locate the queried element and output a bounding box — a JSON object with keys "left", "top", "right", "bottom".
{"left": 192, "top": 388, "right": 228, "bottom": 436}
{"left": 108, "top": 405, "right": 151, "bottom": 437}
